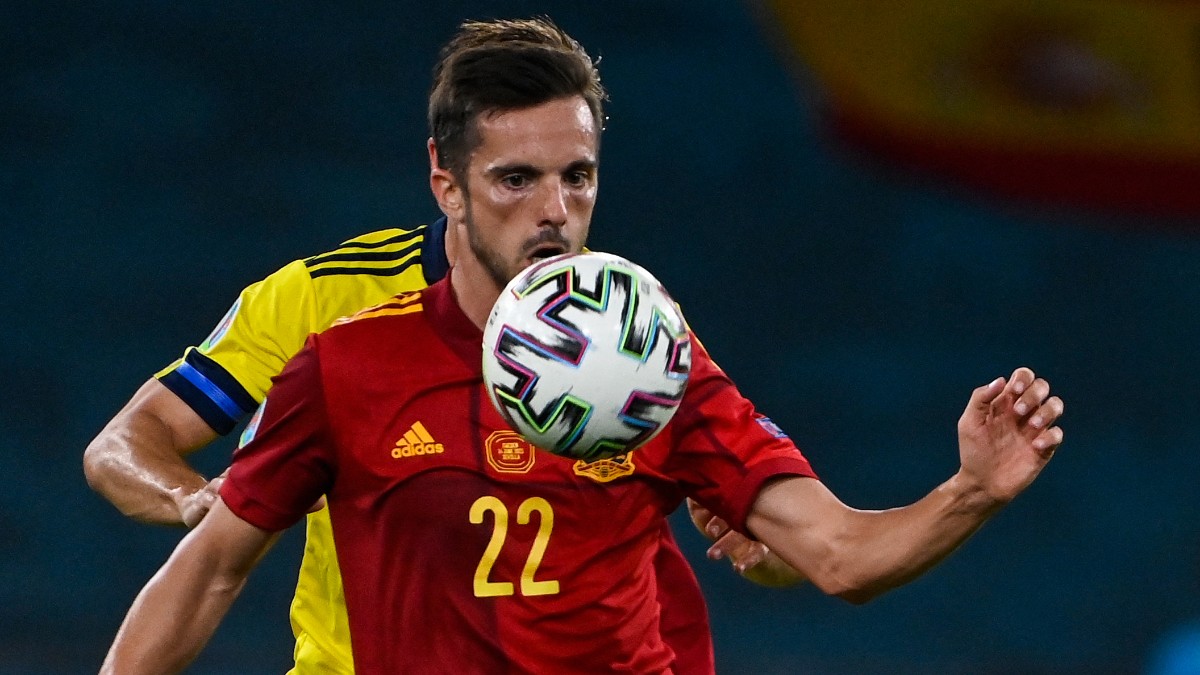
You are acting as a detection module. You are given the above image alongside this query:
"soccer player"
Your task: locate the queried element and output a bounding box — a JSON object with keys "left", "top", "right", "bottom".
{"left": 99, "top": 16, "right": 1065, "bottom": 674}
{"left": 83, "top": 17, "right": 779, "bottom": 675}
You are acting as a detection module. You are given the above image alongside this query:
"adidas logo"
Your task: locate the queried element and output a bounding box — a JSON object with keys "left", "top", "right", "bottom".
{"left": 391, "top": 421, "right": 445, "bottom": 458}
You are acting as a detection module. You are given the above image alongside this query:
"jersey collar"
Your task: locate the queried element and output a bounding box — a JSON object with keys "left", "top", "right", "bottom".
{"left": 423, "top": 274, "right": 483, "bottom": 370}
{"left": 421, "top": 216, "right": 451, "bottom": 285}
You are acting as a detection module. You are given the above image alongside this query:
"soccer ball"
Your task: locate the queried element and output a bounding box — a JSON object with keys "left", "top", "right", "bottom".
{"left": 482, "top": 252, "right": 692, "bottom": 462}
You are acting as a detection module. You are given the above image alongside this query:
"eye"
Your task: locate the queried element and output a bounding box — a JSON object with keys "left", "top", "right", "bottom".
{"left": 501, "top": 174, "right": 529, "bottom": 189}
{"left": 564, "top": 170, "right": 591, "bottom": 188}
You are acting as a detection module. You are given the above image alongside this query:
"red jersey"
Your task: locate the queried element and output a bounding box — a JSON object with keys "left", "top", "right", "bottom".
{"left": 223, "top": 276, "right": 816, "bottom": 674}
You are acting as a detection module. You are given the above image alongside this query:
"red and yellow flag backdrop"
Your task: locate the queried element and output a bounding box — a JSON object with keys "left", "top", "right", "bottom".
{"left": 764, "top": 0, "right": 1200, "bottom": 215}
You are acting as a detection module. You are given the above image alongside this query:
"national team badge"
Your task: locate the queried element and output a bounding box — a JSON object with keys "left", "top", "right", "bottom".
{"left": 485, "top": 431, "right": 536, "bottom": 474}
{"left": 573, "top": 453, "right": 636, "bottom": 483}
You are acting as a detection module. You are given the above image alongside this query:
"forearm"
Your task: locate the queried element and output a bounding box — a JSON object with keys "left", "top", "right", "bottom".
{"left": 749, "top": 474, "right": 1002, "bottom": 603}
{"left": 85, "top": 419, "right": 209, "bottom": 524}
{"left": 101, "top": 500, "right": 276, "bottom": 674}
{"left": 101, "top": 551, "right": 246, "bottom": 674}
{"left": 748, "top": 369, "right": 1062, "bottom": 603}
{"left": 832, "top": 472, "right": 1000, "bottom": 602}
{"left": 84, "top": 380, "right": 218, "bottom": 525}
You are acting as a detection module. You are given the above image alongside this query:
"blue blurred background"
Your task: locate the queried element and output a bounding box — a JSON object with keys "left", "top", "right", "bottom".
{"left": 5, "top": 1, "right": 1199, "bottom": 673}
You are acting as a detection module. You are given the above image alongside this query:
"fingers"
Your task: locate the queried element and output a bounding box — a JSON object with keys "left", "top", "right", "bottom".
{"left": 706, "top": 531, "right": 771, "bottom": 573}
{"left": 990, "top": 368, "right": 1060, "bottom": 423}
{"left": 959, "top": 376, "right": 1005, "bottom": 431}
{"left": 1025, "top": 395, "right": 1064, "bottom": 431}
{"left": 692, "top": 507, "right": 771, "bottom": 573}
{"left": 737, "top": 543, "right": 770, "bottom": 572}
{"left": 180, "top": 469, "right": 229, "bottom": 528}
{"left": 1009, "top": 373, "right": 1048, "bottom": 417}
{"left": 686, "top": 497, "right": 713, "bottom": 531}
{"left": 690, "top": 499, "right": 739, "bottom": 552}
{"left": 963, "top": 367, "right": 1065, "bottom": 439}
{"left": 697, "top": 508, "right": 731, "bottom": 545}
{"left": 971, "top": 376, "right": 1007, "bottom": 410}
{"left": 999, "top": 368, "right": 1065, "bottom": 455}
{"left": 1026, "top": 390, "right": 1065, "bottom": 454}
{"left": 1033, "top": 425, "right": 1064, "bottom": 454}
{"left": 180, "top": 488, "right": 218, "bottom": 528}
{"left": 307, "top": 495, "right": 328, "bottom": 514}
{"left": 1005, "top": 367, "right": 1035, "bottom": 397}
{"left": 1005, "top": 369, "right": 1064, "bottom": 431}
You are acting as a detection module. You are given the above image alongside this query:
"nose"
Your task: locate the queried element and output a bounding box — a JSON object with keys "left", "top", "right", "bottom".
{"left": 539, "top": 180, "right": 569, "bottom": 227}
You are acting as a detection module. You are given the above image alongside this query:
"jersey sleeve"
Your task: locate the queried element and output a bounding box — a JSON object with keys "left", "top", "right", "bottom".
{"left": 664, "top": 333, "right": 818, "bottom": 534}
{"left": 221, "top": 335, "right": 335, "bottom": 532}
{"left": 155, "top": 259, "right": 320, "bottom": 435}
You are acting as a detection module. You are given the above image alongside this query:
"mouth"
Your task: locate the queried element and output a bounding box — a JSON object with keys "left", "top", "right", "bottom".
{"left": 525, "top": 242, "right": 568, "bottom": 263}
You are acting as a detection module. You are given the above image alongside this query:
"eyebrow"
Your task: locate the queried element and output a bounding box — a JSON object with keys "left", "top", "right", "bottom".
{"left": 485, "top": 163, "right": 541, "bottom": 178}
{"left": 484, "top": 159, "right": 598, "bottom": 178}
{"left": 563, "top": 159, "right": 598, "bottom": 174}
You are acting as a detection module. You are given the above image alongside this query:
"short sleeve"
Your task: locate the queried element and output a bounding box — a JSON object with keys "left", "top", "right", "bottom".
{"left": 156, "top": 259, "right": 320, "bottom": 434}
{"left": 663, "top": 335, "right": 818, "bottom": 534}
{"left": 221, "top": 335, "right": 336, "bottom": 532}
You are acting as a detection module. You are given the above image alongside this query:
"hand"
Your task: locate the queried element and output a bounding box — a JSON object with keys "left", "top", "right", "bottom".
{"left": 957, "top": 367, "right": 1065, "bottom": 504}
{"left": 687, "top": 498, "right": 804, "bottom": 587}
{"left": 178, "top": 469, "right": 227, "bottom": 528}
{"left": 178, "top": 468, "right": 326, "bottom": 527}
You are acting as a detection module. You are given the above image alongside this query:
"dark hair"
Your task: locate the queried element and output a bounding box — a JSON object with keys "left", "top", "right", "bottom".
{"left": 428, "top": 17, "right": 607, "bottom": 178}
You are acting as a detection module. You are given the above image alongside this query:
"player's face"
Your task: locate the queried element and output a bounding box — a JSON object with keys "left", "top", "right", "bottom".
{"left": 460, "top": 96, "right": 598, "bottom": 290}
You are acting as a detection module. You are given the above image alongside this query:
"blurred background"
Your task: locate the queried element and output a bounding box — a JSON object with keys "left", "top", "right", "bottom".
{"left": 5, "top": 0, "right": 1199, "bottom": 673}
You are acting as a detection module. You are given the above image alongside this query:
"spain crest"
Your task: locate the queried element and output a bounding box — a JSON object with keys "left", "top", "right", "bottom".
{"left": 572, "top": 453, "right": 636, "bottom": 483}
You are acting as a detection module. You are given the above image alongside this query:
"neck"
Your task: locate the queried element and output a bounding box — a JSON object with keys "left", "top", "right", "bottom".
{"left": 449, "top": 258, "right": 502, "bottom": 330}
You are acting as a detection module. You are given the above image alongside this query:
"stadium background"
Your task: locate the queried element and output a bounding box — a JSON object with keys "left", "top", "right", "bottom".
{"left": 5, "top": 1, "right": 1200, "bottom": 673}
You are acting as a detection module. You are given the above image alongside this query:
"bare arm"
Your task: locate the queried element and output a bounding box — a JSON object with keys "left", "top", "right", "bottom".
{"left": 100, "top": 498, "right": 277, "bottom": 674}
{"left": 84, "top": 379, "right": 223, "bottom": 526}
{"left": 746, "top": 368, "right": 1064, "bottom": 604}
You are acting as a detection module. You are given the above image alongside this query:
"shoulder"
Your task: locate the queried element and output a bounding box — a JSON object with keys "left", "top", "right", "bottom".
{"left": 241, "top": 223, "right": 442, "bottom": 297}
{"left": 231, "top": 224, "right": 441, "bottom": 334}
{"left": 303, "top": 226, "right": 432, "bottom": 280}
{"left": 310, "top": 288, "right": 440, "bottom": 383}
{"left": 246, "top": 257, "right": 316, "bottom": 298}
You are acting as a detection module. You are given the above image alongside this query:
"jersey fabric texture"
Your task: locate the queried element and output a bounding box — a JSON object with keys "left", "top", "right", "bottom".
{"left": 155, "top": 219, "right": 717, "bottom": 673}
{"left": 222, "top": 277, "right": 818, "bottom": 674}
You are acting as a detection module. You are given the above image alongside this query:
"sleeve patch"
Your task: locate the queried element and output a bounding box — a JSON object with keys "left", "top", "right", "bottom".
{"left": 200, "top": 297, "right": 242, "bottom": 351}
{"left": 756, "top": 416, "right": 790, "bottom": 439}
{"left": 239, "top": 401, "right": 266, "bottom": 447}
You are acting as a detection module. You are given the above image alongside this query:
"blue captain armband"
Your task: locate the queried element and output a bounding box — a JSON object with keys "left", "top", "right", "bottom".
{"left": 158, "top": 349, "right": 259, "bottom": 435}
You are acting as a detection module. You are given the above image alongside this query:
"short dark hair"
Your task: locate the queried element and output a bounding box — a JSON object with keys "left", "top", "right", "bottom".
{"left": 428, "top": 17, "right": 607, "bottom": 179}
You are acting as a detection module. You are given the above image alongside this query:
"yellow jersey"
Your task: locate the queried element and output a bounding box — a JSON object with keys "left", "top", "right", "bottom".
{"left": 156, "top": 219, "right": 450, "bottom": 674}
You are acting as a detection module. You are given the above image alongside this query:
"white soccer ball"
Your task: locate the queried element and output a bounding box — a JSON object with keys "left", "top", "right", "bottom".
{"left": 482, "top": 252, "right": 692, "bottom": 462}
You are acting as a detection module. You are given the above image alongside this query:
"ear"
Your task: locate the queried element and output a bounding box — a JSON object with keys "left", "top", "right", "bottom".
{"left": 428, "top": 138, "right": 465, "bottom": 220}
{"left": 426, "top": 137, "right": 439, "bottom": 170}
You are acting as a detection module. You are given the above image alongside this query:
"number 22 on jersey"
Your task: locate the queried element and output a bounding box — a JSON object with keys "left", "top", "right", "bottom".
{"left": 470, "top": 496, "right": 561, "bottom": 598}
